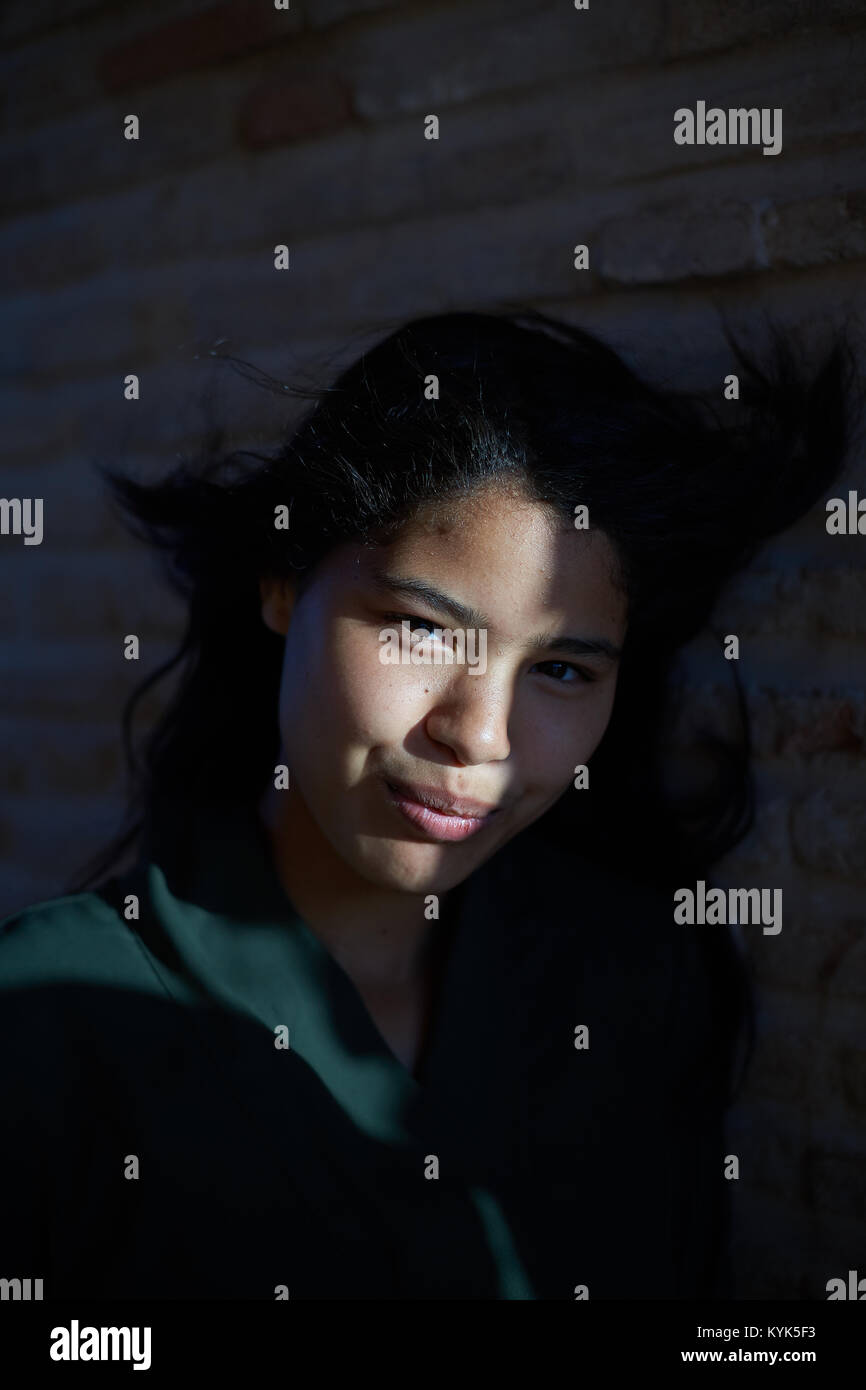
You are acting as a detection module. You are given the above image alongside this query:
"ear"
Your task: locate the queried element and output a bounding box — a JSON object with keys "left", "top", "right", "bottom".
{"left": 259, "top": 575, "right": 296, "bottom": 637}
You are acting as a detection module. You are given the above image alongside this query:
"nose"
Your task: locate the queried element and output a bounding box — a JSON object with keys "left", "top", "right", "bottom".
{"left": 423, "top": 668, "right": 512, "bottom": 767}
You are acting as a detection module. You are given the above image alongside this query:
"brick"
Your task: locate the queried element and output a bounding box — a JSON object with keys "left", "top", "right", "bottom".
{"left": 0, "top": 137, "right": 363, "bottom": 291}
{"left": 0, "top": 344, "right": 309, "bottom": 463}
{"left": 0, "top": 718, "right": 123, "bottom": 798}
{"left": 748, "top": 916, "right": 859, "bottom": 997}
{"left": 764, "top": 192, "right": 866, "bottom": 269}
{"left": 721, "top": 568, "right": 866, "bottom": 639}
{"left": 744, "top": 442, "right": 866, "bottom": 570}
{"left": 0, "top": 216, "right": 823, "bottom": 405}
{"left": 97, "top": 3, "right": 301, "bottom": 93}
{"left": 746, "top": 688, "right": 866, "bottom": 759}
{"left": 352, "top": 21, "right": 862, "bottom": 149}
{"left": 598, "top": 198, "right": 757, "bottom": 285}
{"left": 0, "top": 27, "right": 99, "bottom": 136}
{"left": 13, "top": 363, "right": 152, "bottom": 447}
{"left": 745, "top": 877, "right": 866, "bottom": 1001}
{"left": 777, "top": 694, "right": 865, "bottom": 758}
{"left": 790, "top": 790, "right": 866, "bottom": 878}
{"left": 0, "top": 460, "right": 127, "bottom": 549}
{"left": 3, "top": 408, "right": 115, "bottom": 477}
{"left": 4, "top": 28, "right": 863, "bottom": 250}
{"left": 0, "top": 0, "right": 233, "bottom": 133}
{"left": 664, "top": 0, "right": 866, "bottom": 60}
{"left": 5, "top": 95, "right": 864, "bottom": 299}
{"left": 24, "top": 552, "right": 186, "bottom": 641}
{"left": 0, "top": 0, "right": 106, "bottom": 45}
{"left": 345, "top": 0, "right": 664, "bottom": 121}
{"left": 1, "top": 266, "right": 225, "bottom": 384}
{"left": 719, "top": 631, "right": 861, "bottom": 687}
{"left": 1, "top": 202, "right": 109, "bottom": 291}
{"left": 0, "top": 794, "right": 128, "bottom": 880}
{"left": 541, "top": 289, "right": 743, "bottom": 393}
{"left": 0, "top": 71, "right": 247, "bottom": 215}
{"left": 1, "top": 272, "right": 199, "bottom": 376}
{"left": 2, "top": 196, "right": 622, "bottom": 380}
{"left": 707, "top": 794, "right": 791, "bottom": 876}
{"left": 301, "top": 0, "right": 402, "bottom": 28}
{"left": 239, "top": 70, "right": 354, "bottom": 147}
{"left": 0, "top": 639, "right": 180, "bottom": 721}
{"left": 596, "top": 182, "right": 866, "bottom": 289}
{"left": 621, "top": 676, "right": 861, "bottom": 845}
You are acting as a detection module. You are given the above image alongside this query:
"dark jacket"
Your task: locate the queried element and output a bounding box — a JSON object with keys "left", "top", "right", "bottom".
{"left": 0, "top": 798, "right": 734, "bottom": 1300}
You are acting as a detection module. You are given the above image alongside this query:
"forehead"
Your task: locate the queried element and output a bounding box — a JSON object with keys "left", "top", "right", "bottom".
{"left": 344, "top": 483, "right": 628, "bottom": 633}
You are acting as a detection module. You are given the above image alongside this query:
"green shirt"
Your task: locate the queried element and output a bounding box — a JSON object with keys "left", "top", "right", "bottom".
{"left": 0, "top": 798, "right": 731, "bottom": 1300}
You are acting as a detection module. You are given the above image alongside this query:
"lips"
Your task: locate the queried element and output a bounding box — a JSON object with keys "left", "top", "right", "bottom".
{"left": 384, "top": 777, "right": 498, "bottom": 819}
{"left": 383, "top": 776, "right": 500, "bottom": 844}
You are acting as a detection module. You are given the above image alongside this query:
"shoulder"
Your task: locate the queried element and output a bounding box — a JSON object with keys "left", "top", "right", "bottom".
{"left": 0, "top": 883, "right": 185, "bottom": 1121}
{"left": 0, "top": 887, "right": 152, "bottom": 991}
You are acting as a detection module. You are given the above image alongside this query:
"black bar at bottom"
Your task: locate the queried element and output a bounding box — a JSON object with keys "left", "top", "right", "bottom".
{"left": 0, "top": 1299, "right": 860, "bottom": 1376}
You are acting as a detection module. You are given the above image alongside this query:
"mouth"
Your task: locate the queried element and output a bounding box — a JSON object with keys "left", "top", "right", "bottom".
{"left": 382, "top": 777, "right": 499, "bottom": 844}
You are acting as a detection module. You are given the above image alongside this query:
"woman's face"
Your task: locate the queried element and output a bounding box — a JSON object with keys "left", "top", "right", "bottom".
{"left": 261, "top": 483, "right": 629, "bottom": 896}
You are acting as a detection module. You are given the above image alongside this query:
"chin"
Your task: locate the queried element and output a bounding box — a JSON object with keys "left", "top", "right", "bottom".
{"left": 355, "top": 842, "right": 477, "bottom": 896}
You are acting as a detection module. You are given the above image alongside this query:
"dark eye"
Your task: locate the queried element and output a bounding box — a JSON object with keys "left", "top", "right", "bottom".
{"left": 382, "top": 611, "right": 439, "bottom": 638}
{"left": 532, "top": 660, "right": 595, "bottom": 685}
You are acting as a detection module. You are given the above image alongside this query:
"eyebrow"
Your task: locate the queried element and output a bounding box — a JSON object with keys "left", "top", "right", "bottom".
{"left": 369, "top": 568, "right": 622, "bottom": 662}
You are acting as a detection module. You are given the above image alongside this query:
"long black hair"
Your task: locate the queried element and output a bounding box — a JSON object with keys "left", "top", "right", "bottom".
{"left": 63, "top": 306, "right": 857, "bottom": 1098}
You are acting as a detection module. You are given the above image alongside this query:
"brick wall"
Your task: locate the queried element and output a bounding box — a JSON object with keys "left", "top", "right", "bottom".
{"left": 1, "top": 0, "right": 864, "bottom": 1299}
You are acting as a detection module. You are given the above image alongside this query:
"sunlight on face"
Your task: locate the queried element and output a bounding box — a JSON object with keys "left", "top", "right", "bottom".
{"left": 261, "top": 482, "right": 628, "bottom": 895}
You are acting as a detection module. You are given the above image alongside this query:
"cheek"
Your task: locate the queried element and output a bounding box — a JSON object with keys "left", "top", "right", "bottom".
{"left": 581, "top": 679, "right": 619, "bottom": 751}
{"left": 517, "top": 682, "right": 619, "bottom": 796}
{"left": 279, "top": 619, "right": 430, "bottom": 746}
{"left": 574, "top": 682, "right": 619, "bottom": 769}
{"left": 344, "top": 633, "right": 445, "bottom": 741}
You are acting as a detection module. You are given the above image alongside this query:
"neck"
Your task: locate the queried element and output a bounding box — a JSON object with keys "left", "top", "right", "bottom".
{"left": 256, "top": 778, "right": 443, "bottom": 991}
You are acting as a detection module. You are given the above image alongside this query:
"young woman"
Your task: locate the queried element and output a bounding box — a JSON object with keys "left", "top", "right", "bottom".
{"left": 0, "top": 309, "right": 853, "bottom": 1300}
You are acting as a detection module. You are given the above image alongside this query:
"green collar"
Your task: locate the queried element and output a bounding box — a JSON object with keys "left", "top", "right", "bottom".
{"left": 132, "top": 797, "right": 528, "bottom": 1165}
